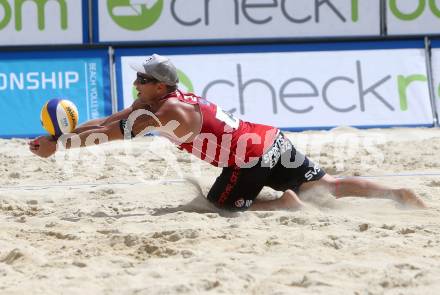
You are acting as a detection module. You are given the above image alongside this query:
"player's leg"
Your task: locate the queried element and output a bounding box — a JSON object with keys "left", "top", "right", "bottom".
{"left": 299, "top": 174, "right": 427, "bottom": 208}
{"left": 207, "top": 165, "right": 267, "bottom": 211}
{"left": 206, "top": 160, "right": 304, "bottom": 211}
{"left": 267, "top": 134, "right": 426, "bottom": 209}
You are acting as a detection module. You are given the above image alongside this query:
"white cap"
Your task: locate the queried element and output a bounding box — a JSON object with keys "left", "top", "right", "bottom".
{"left": 130, "top": 54, "right": 179, "bottom": 86}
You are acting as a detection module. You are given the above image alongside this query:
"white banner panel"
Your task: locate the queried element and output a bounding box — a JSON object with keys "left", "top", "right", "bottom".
{"left": 118, "top": 48, "right": 433, "bottom": 129}
{"left": 0, "top": 0, "right": 85, "bottom": 45}
{"left": 387, "top": 0, "right": 440, "bottom": 35}
{"left": 432, "top": 47, "right": 440, "bottom": 119}
{"left": 98, "top": 0, "right": 380, "bottom": 43}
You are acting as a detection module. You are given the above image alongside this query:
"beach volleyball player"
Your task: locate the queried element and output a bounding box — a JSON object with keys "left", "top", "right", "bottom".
{"left": 29, "top": 54, "right": 426, "bottom": 211}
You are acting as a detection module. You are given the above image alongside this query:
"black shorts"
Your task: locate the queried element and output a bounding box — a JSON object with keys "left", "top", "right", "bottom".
{"left": 207, "top": 132, "right": 325, "bottom": 211}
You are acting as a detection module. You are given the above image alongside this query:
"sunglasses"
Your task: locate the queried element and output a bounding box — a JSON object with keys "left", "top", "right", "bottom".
{"left": 136, "top": 73, "right": 157, "bottom": 85}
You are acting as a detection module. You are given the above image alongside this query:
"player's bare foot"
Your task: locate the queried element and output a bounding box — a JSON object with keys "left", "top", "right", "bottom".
{"left": 280, "top": 190, "right": 305, "bottom": 210}
{"left": 250, "top": 190, "right": 305, "bottom": 211}
{"left": 394, "top": 188, "right": 427, "bottom": 209}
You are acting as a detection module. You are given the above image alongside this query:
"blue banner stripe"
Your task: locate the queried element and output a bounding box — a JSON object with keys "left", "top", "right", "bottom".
{"left": 114, "top": 40, "right": 425, "bottom": 58}
{"left": 47, "top": 99, "right": 62, "bottom": 136}
{"left": 92, "top": 0, "right": 100, "bottom": 43}
{"left": 0, "top": 49, "right": 109, "bottom": 60}
{"left": 82, "top": 0, "right": 90, "bottom": 44}
{"left": 432, "top": 39, "right": 440, "bottom": 48}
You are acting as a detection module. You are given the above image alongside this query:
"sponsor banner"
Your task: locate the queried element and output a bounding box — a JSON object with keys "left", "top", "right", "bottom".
{"left": 387, "top": 0, "right": 440, "bottom": 35}
{"left": 0, "top": 0, "right": 87, "bottom": 46}
{"left": 96, "top": 0, "right": 380, "bottom": 43}
{"left": 432, "top": 41, "right": 440, "bottom": 120}
{"left": 115, "top": 42, "right": 434, "bottom": 130}
{"left": 0, "top": 50, "right": 111, "bottom": 138}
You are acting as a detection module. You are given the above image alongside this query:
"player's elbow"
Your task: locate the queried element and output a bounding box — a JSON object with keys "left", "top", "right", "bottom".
{"left": 105, "top": 121, "right": 127, "bottom": 141}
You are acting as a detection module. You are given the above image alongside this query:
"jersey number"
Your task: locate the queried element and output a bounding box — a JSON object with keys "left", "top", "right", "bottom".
{"left": 215, "top": 106, "right": 239, "bottom": 129}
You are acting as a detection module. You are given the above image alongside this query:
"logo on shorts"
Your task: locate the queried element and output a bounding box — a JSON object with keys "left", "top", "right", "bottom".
{"left": 235, "top": 198, "right": 245, "bottom": 208}
{"left": 262, "top": 134, "right": 291, "bottom": 168}
{"left": 234, "top": 198, "right": 253, "bottom": 209}
{"left": 304, "top": 165, "right": 321, "bottom": 181}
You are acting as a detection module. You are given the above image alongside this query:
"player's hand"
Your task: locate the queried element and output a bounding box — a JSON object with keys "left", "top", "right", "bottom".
{"left": 29, "top": 136, "right": 57, "bottom": 158}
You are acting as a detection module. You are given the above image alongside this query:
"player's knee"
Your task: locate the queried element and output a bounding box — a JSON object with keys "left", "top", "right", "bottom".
{"left": 321, "top": 175, "right": 340, "bottom": 196}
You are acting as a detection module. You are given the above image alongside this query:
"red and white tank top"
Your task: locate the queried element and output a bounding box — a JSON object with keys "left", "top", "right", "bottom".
{"left": 163, "top": 90, "right": 279, "bottom": 167}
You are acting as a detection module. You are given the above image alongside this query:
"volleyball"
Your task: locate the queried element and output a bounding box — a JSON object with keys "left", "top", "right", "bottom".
{"left": 40, "top": 99, "right": 79, "bottom": 137}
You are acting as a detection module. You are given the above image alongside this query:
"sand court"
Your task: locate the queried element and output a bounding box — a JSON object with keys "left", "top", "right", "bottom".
{"left": 1, "top": 127, "right": 440, "bottom": 294}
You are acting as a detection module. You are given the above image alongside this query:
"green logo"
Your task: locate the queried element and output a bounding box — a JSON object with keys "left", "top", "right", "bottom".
{"left": 0, "top": 0, "right": 68, "bottom": 31}
{"left": 389, "top": 0, "right": 440, "bottom": 21}
{"left": 108, "top": 0, "right": 164, "bottom": 31}
{"left": 397, "top": 74, "right": 428, "bottom": 111}
{"left": 438, "top": 82, "right": 440, "bottom": 99}
{"left": 132, "top": 86, "right": 139, "bottom": 100}
{"left": 131, "top": 69, "right": 194, "bottom": 100}
{"left": 351, "top": 0, "right": 359, "bottom": 22}
{"left": 177, "top": 69, "right": 194, "bottom": 93}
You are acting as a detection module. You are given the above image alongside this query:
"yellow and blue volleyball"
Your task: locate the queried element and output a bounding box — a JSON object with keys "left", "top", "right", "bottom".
{"left": 40, "top": 99, "right": 79, "bottom": 137}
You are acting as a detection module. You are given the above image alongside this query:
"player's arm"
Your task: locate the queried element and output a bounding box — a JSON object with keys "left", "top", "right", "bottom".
{"left": 126, "top": 101, "right": 189, "bottom": 141}
{"left": 61, "top": 108, "right": 168, "bottom": 149}
{"left": 29, "top": 101, "right": 148, "bottom": 156}
{"left": 29, "top": 121, "right": 123, "bottom": 158}
{"left": 63, "top": 120, "right": 125, "bottom": 149}
{"left": 30, "top": 108, "right": 166, "bottom": 158}
{"left": 72, "top": 99, "right": 149, "bottom": 134}
{"left": 67, "top": 101, "right": 186, "bottom": 148}
{"left": 29, "top": 101, "right": 181, "bottom": 158}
